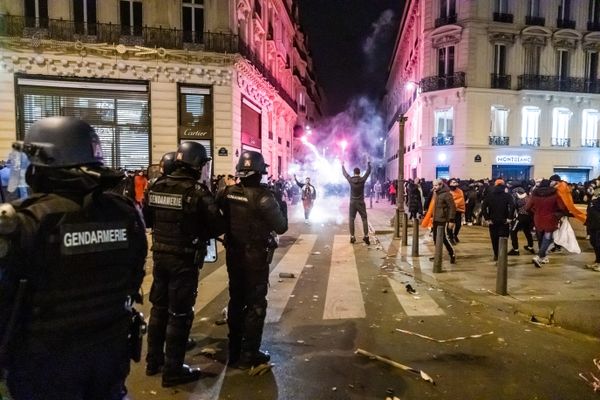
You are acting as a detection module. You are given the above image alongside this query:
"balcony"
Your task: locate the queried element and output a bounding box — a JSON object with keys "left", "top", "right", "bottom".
{"left": 516, "top": 75, "right": 600, "bottom": 93}
{"left": 238, "top": 39, "right": 297, "bottom": 112}
{"left": 0, "top": 14, "right": 238, "bottom": 53}
{"left": 552, "top": 138, "right": 571, "bottom": 147}
{"left": 521, "top": 137, "right": 540, "bottom": 147}
{"left": 420, "top": 72, "right": 466, "bottom": 93}
{"left": 493, "top": 13, "right": 514, "bottom": 23}
{"left": 525, "top": 16, "right": 545, "bottom": 26}
{"left": 432, "top": 135, "right": 454, "bottom": 146}
{"left": 557, "top": 19, "right": 575, "bottom": 29}
{"left": 588, "top": 21, "right": 600, "bottom": 31}
{"left": 434, "top": 14, "right": 457, "bottom": 28}
{"left": 583, "top": 138, "right": 600, "bottom": 147}
{"left": 489, "top": 136, "right": 509, "bottom": 146}
{"left": 491, "top": 74, "right": 511, "bottom": 89}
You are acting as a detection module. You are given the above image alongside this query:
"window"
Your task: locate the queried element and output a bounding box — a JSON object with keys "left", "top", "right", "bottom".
{"left": 524, "top": 45, "right": 541, "bottom": 75}
{"left": 438, "top": 46, "right": 455, "bottom": 76}
{"left": 527, "top": 0, "right": 540, "bottom": 16}
{"left": 586, "top": 51, "right": 599, "bottom": 82}
{"left": 491, "top": 106, "right": 509, "bottom": 137}
{"left": 559, "top": 0, "right": 571, "bottom": 20}
{"left": 435, "top": 108, "right": 453, "bottom": 137}
{"left": 582, "top": 109, "right": 600, "bottom": 144}
{"left": 24, "top": 0, "right": 48, "bottom": 28}
{"left": 179, "top": 86, "right": 213, "bottom": 134}
{"left": 591, "top": 0, "right": 600, "bottom": 23}
{"left": 440, "top": 0, "right": 456, "bottom": 18}
{"left": 495, "top": 0, "right": 509, "bottom": 13}
{"left": 552, "top": 107, "right": 571, "bottom": 145}
{"left": 183, "top": 0, "right": 204, "bottom": 43}
{"left": 120, "top": 0, "right": 142, "bottom": 36}
{"left": 255, "top": 0, "right": 262, "bottom": 18}
{"left": 521, "top": 106, "right": 540, "bottom": 142}
{"left": 17, "top": 78, "right": 150, "bottom": 169}
{"left": 493, "top": 44, "right": 506, "bottom": 75}
{"left": 73, "top": 0, "right": 97, "bottom": 35}
{"left": 557, "top": 50, "right": 570, "bottom": 80}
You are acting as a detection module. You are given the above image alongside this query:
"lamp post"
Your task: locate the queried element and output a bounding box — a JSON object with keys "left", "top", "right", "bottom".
{"left": 394, "top": 115, "right": 408, "bottom": 240}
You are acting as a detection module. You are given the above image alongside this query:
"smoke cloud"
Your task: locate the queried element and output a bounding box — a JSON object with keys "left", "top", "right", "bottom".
{"left": 362, "top": 9, "right": 396, "bottom": 73}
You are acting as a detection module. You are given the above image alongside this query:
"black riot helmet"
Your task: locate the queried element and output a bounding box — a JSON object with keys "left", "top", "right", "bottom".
{"left": 235, "top": 150, "right": 269, "bottom": 178}
{"left": 159, "top": 151, "right": 176, "bottom": 175}
{"left": 17, "top": 116, "right": 104, "bottom": 168}
{"left": 175, "top": 141, "right": 211, "bottom": 169}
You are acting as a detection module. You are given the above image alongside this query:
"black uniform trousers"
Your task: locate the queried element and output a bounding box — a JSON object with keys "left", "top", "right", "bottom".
{"left": 147, "top": 252, "right": 199, "bottom": 371}
{"left": 225, "top": 245, "right": 269, "bottom": 359}
{"left": 349, "top": 200, "right": 369, "bottom": 237}
{"left": 510, "top": 218, "right": 534, "bottom": 250}
{"left": 488, "top": 222, "right": 510, "bottom": 258}
{"left": 8, "top": 335, "right": 129, "bottom": 400}
{"left": 432, "top": 221, "right": 455, "bottom": 257}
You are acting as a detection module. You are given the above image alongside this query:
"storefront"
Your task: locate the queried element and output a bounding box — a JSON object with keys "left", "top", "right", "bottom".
{"left": 16, "top": 74, "right": 150, "bottom": 169}
{"left": 178, "top": 85, "right": 214, "bottom": 159}
{"left": 553, "top": 168, "right": 591, "bottom": 184}
{"left": 492, "top": 155, "right": 532, "bottom": 181}
{"left": 240, "top": 97, "right": 262, "bottom": 152}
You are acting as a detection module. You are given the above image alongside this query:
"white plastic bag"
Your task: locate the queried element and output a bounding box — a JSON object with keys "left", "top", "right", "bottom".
{"left": 553, "top": 217, "right": 581, "bottom": 254}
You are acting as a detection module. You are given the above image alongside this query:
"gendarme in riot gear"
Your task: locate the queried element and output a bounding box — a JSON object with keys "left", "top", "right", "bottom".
{"left": 0, "top": 116, "right": 147, "bottom": 400}
{"left": 145, "top": 141, "right": 224, "bottom": 387}
{"left": 217, "top": 150, "right": 288, "bottom": 369}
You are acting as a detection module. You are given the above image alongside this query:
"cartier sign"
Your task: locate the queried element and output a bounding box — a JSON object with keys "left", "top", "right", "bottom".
{"left": 178, "top": 126, "right": 213, "bottom": 139}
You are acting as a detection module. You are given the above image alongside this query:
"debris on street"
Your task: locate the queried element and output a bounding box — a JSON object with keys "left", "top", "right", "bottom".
{"left": 405, "top": 284, "right": 417, "bottom": 294}
{"left": 279, "top": 272, "right": 295, "bottom": 278}
{"left": 395, "top": 328, "right": 494, "bottom": 343}
{"left": 248, "top": 363, "right": 273, "bottom": 376}
{"left": 199, "top": 347, "right": 218, "bottom": 356}
{"left": 355, "top": 348, "right": 435, "bottom": 385}
{"left": 578, "top": 357, "right": 600, "bottom": 392}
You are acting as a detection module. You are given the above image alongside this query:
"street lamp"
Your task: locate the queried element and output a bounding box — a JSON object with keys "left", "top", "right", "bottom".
{"left": 394, "top": 115, "right": 408, "bottom": 241}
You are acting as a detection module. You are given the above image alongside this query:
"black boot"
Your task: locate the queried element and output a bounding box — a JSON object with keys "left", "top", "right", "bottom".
{"left": 234, "top": 350, "right": 271, "bottom": 369}
{"left": 146, "top": 306, "right": 168, "bottom": 376}
{"left": 162, "top": 364, "right": 202, "bottom": 387}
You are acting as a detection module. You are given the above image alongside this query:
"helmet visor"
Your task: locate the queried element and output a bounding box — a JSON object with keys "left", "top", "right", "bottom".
{"left": 199, "top": 161, "right": 212, "bottom": 188}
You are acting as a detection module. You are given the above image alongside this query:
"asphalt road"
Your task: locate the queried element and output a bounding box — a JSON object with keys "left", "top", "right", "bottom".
{"left": 126, "top": 197, "right": 600, "bottom": 400}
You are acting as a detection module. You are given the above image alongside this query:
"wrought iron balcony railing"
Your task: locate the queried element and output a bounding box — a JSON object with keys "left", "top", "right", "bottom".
{"left": 517, "top": 75, "right": 600, "bottom": 94}
{"left": 493, "top": 13, "right": 513, "bottom": 23}
{"left": 491, "top": 74, "right": 511, "bottom": 89}
{"left": 489, "top": 136, "right": 509, "bottom": 145}
{"left": 588, "top": 21, "right": 600, "bottom": 31}
{"left": 238, "top": 39, "right": 297, "bottom": 112}
{"left": 0, "top": 14, "right": 238, "bottom": 53}
{"left": 557, "top": 19, "right": 575, "bottom": 29}
{"left": 583, "top": 138, "right": 600, "bottom": 147}
{"left": 420, "top": 72, "right": 466, "bottom": 93}
{"left": 432, "top": 135, "right": 454, "bottom": 146}
{"left": 525, "top": 16, "right": 545, "bottom": 26}
{"left": 551, "top": 137, "right": 571, "bottom": 147}
{"left": 434, "top": 14, "right": 457, "bottom": 27}
{"left": 521, "top": 137, "right": 540, "bottom": 147}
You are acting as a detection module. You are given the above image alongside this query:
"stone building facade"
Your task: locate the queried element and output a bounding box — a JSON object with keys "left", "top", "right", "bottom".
{"left": 0, "top": 0, "right": 321, "bottom": 177}
{"left": 384, "top": 0, "right": 600, "bottom": 182}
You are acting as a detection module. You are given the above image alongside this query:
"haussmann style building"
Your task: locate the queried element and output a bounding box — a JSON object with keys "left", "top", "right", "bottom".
{"left": 0, "top": 0, "right": 322, "bottom": 177}
{"left": 384, "top": 0, "right": 600, "bottom": 183}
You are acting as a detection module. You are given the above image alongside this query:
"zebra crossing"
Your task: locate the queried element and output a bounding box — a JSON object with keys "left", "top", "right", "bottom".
{"left": 142, "top": 233, "right": 447, "bottom": 321}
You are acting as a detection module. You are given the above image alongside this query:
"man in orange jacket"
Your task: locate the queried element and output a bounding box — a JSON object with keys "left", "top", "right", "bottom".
{"left": 447, "top": 179, "right": 465, "bottom": 244}
{"left": 549, "top": 174, "right": 586, "bottom": 223}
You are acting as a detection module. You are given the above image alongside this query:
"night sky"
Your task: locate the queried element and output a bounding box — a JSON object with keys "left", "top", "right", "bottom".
{"left": 298, "top": 0, "right": 405, "bottom": 116}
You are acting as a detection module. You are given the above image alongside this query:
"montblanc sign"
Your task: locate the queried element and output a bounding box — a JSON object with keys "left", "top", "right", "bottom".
{"left": 495, "top": 155, "right": 532, "bottom": 164}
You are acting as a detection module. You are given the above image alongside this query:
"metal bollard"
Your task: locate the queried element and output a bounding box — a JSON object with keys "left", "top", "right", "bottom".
{"left": 433, "top": 225, "right": 444, "bottom": 273}
{"left": 496, "top": 237, "right": 508, "bottom": 295}
{"left": 401, "top": 213, "right": 409, "bottom": 247}
{"left": 411, "top": 219, "right": 419, "bottom": 257}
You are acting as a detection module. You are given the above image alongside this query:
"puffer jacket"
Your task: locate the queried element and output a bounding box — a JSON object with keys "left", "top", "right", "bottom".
{"left": 450, "top": 187, "right": 465, "bottom": 213}
{"left": 524, "top": 186, "right": 566, "bottom": 232}
{"left": 433, "top": 185, "right": 456, "bottom": 223}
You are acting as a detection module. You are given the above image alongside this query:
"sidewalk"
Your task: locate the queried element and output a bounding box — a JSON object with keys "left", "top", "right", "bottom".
{"left": 366, "top": 199, "right": 600, "bottom": 338}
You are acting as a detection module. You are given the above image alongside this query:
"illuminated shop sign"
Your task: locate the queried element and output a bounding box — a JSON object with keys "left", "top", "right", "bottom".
{"left": 495, "top": 155, "right": 532, "bottom": 164}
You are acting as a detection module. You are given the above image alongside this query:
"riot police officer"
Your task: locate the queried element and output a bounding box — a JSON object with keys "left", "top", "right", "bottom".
{"left": 145, "top": 141, "right": 224, "bottom": 387}
{"left": 0, "top": 116, "right": 147, "bottom": 400}
{"left": 217, "top": 151, "right": 288, "bottom": 369}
